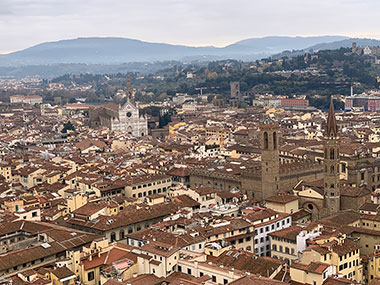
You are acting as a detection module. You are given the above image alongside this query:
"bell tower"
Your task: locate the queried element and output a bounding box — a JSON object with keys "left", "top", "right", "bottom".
{"left": 260, "top": 119, "right": 280, "bottom": 199}
{"left": 126, "top": 73, "right": 133, "bottom": 102}
{"left": 323, "top": 98, "right": 340, "bottom": 216}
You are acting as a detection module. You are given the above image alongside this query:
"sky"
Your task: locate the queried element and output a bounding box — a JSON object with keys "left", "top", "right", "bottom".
{"left": 0, "top": 0, "right": 380, "bottom": 54}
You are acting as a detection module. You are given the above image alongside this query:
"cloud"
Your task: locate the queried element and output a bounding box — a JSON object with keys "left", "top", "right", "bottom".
{"left": 0, "top": 0, "right": 380, "bottom": 53}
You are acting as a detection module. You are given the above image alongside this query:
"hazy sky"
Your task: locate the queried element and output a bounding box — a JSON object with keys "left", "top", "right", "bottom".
{"left": 0, "top": 0, "right": 380, "bottom": 54}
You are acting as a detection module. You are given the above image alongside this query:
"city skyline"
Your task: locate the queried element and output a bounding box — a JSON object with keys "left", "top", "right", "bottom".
{"left": 1, "top": 0, "right": 380, "bottom": 54}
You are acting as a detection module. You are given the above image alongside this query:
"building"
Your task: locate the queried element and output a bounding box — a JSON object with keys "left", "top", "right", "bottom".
{"left": 245, "top": 208, "right": 292, "bottom": 257}
{"left": 270, "top": 224, "right": 323, "bottom": 265}
{"left": 290, "top": 261, "right": 336, "bottom": 285}
{"left": 89, "top": 78, "right": 148, "bottom": 136}
{"left": 323, "top": 99, "right": 341, "bottom": 217}
{"left": 296, "top": 100, "right": 371, "bottom": 219}
{"left": 10, "top": 95, "right": 42, "bottom": 105}
{"left": 191, "top": 119, "right": 324, "bottom": 200}
{"left": 345, "top": 94, "right": 380, "bottom": 112}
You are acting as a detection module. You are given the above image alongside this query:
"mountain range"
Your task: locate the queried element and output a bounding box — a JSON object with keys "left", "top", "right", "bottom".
{"left": 0, "top": 35, "right": 368, "bottom": 66}
{"left": 1, "top": 36, "right": 380, "bottom": 77}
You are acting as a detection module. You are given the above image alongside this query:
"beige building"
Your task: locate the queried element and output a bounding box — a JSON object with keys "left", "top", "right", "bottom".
{"left": 0, "top": 162, "right": 12, "bottom": 182}
{"left": 124, "top": 174, "right": 172, "bottom": 200}
{"left": 265, "top": 193, "right": 299, "bottom": 214}
{"left": 10, "top": 94, "right": 42, "bottom": 104}
{"left": 300, "top": 234, "right": 363, "bottom": 282}
{"left": 290, "top": 261, "right": 336, "bottom": 285}
{"left": 69, "top": 238, "right": 138, "bottom": 284}
{"left": 270, "top": 224, "right": 323, "bottom": 265}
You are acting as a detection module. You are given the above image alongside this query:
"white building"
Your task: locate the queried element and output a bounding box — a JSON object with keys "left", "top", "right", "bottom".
{"left": 245, "top": 208, "right": 292, "bottom": 257}
{"left": 89, "top": 94, "right": 148, "bottom": 136}
{"left": 10, "top": 95, "right": 42, "bottom": 105}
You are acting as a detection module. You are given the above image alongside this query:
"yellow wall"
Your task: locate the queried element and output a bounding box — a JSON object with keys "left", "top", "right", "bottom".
{"left": 290, "top": 267, "right": 324, "bottom": 285}
{"left": 266, "top": 200, "right": 299, "bottom": 214}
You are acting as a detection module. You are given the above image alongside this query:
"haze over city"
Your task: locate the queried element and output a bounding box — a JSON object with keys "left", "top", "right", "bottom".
{"left": 1, "top": 0, "right": 380, "bottom": 53}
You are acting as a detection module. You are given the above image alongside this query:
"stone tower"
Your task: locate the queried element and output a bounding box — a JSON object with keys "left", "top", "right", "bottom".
{"left": 230, "top": 81, "right": 240, "bottom": 99}
{"left": 260, "top": 119, "right": 280, "bottom": 199}
{"left": 126, "top": 73, "right": 133, "bottom": 102}
{"left": 352, "top": 42, "right": 357, "bottom": 53}
{"left": 323, "top": 98, "right": 340, "bottom": 217}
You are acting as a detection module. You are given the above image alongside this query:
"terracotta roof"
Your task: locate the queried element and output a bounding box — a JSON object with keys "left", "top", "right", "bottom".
{"left": 82, "top": 248, "right": 134, "bottom": 270}
{"left": 318, "top": 210, "right": 360, "bottom": 227}
{"left": 75, "top": 138, "right": 107, "bottom": 151}
{"left": 229, "top": 275, "right": 289, "bottom": 285}
{"left": 124, "top": 273, "right": 164, "bottom": 285}
{"left": 291, "top": 261, "right": 330, "bottom": 274}
{"left": 51, "top": 266, "right": 76, "bottom": 280}
{"left": 266, "top": 193, "right": 298, "bottom": 204}
{"left": 359, "top": 202, "right": 379, "bottom": 212}
{"left": 166, "top": 167, "right": 190, "bottom": 177}
{"left": 269, "top": 226, "right": 303, "bottom": 241}
{"left": 369, "top": 278, "right": 380, "bottom": 285}
{"left": 208, "top": 249, "right": 284, "bottom": 277}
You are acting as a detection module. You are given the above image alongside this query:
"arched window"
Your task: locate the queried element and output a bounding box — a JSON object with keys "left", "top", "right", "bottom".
{"left": 273, "top": 132, "right": 277, "bottom": 150}
{"left": 264, "top": 132, "right": 269, "bottom": 150}
{"left": 330, "top": 165, "right": 334, "bottom": 173}
{"left": 119, "top": 230, "right": 125, "bottom": 240}
{"left": 110, "top": 232, "right": 116, "bottom": 242}
{"left": 330, "top": 148, "right": 335, "bottom": 160}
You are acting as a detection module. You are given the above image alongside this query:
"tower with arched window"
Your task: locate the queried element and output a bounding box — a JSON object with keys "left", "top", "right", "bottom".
{"left": 260, "top": 119, "right": 280, "bottom": 199}
{"left": 323, "top": 98, "right": 340, "bottom": 216}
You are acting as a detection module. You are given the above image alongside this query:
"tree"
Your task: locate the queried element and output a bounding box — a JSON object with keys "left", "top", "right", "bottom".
{"left": 62, "top": 121, "right": 75, "bottom": 133}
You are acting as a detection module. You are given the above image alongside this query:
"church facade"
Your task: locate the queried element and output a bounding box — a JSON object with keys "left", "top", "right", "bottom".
{"left": 89, "top": 78, "right": 148, "bottom": 137}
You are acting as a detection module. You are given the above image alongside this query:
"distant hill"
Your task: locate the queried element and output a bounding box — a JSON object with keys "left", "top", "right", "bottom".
{"left": 226, "top": 36, "right": 348, "bottom": 54}
{"left": 0, "top": 36, "right": 350, "bottom": 67}
{"left": 271, "top": 38, "right": 380, "bottom": 59}
{"left": 308, "top": 38, "right": 380, "bottom": 51}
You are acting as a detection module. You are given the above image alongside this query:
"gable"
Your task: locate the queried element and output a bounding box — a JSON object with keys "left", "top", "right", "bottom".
{"left": 297, "top": 187, "right": 324, "bottom": 199}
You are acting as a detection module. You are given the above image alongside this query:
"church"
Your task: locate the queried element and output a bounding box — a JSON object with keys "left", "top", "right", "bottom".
{"left": 294, "top": 99, "right": 371, "bottom": 219}
{"left": 190, "top": 99, "right": 372, "bottom": 217}
{"left": 89, "top": 77, "right": 148, "bottom": 137}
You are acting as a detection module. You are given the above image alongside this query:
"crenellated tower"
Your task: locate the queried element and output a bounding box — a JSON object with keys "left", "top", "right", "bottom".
{"left": 260, "top": 119, "right": 280, "bottom": 199}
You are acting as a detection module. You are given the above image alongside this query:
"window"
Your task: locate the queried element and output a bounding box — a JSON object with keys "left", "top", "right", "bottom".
{"left": 212, "top": 276, "right": 216, "bottom": 282}
{"left": 88, "top": 271, "right": 94, "bottom": 281}
{"left": 330, "top": 149, "right": 335, "bottom": 159}
{"left": 273, "top": 132, "right": 277, "bottom": 149}
{"left": 264, "top": 132, "right": 269, "bottom": 149}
